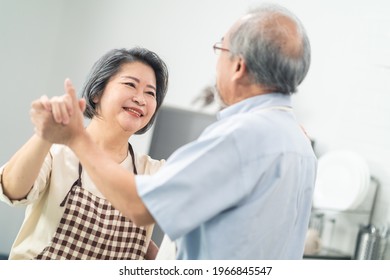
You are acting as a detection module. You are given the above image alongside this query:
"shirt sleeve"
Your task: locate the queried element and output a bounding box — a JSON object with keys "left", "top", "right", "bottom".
{"left": 136, "top": 132, "right": 247, "bottom": 241}
{"left": 0, "top": 152, "right": 52, "bottom": 206}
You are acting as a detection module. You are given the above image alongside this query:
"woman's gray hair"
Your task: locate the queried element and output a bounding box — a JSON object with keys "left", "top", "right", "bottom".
{"left": 228, "top": 4, "right": 310, "bottom": 94}
{"left": 81, "top": 47, "right": 169, "bottom": 134}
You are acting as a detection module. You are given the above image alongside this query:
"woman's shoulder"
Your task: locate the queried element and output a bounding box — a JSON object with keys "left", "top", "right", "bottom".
{"left": 135, "top": 153, "right": 166, "bottom": 175}
{"left": 49, "top": 144, "right": 77, "bottom": 158}
{"left": 49, "top": 144, "right": 79, "bottom": 168}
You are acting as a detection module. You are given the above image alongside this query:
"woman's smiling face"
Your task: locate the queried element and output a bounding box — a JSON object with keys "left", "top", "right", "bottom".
{"left": 94, "top": 61, "right": 157, "bottom": 134}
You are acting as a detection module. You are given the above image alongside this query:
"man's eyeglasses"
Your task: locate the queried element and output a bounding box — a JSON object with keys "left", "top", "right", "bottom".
{"left": 213, "top": 42, "right": 230, "bottom": 55}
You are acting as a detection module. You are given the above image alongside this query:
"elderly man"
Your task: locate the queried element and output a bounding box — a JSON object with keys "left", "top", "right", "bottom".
{"left": 31, "top": 3, "right": 316, "bottom": 259}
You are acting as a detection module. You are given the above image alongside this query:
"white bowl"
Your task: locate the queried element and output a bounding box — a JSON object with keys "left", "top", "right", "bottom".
{"left": 313, "top": 150, "right": 370, "bottom": 211}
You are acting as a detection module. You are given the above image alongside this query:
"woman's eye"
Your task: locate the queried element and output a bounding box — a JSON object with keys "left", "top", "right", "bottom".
{"left": 146, "top": 91, "right": 156, "bottom": 97}
{"left": 125, "top": 82, "right": 136, "bottom": 88}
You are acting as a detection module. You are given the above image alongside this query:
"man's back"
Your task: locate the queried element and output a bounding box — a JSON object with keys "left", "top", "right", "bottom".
{"left": 139, "top": 93, "right": 317, "bottom": 259}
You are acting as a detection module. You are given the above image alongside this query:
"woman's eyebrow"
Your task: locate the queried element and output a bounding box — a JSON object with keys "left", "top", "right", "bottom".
{"left": 120, "top": 75, "right": 140, "bottom": 82}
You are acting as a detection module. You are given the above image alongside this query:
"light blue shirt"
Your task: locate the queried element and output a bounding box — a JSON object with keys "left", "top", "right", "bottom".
{"left": 136, "top": 93, "right": 317, "bottom": 259}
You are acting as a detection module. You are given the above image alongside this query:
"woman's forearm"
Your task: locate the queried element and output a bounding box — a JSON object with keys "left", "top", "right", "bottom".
{"left": 2, "top": 134, "right": 52, "bottom": 200}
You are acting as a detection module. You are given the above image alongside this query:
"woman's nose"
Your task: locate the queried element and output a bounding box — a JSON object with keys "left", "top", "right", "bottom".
{"left": 132, "top": 93, "right": 146, "bottom": 105}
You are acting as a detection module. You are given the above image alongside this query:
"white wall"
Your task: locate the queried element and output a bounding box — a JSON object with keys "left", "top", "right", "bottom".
{"left": 0, "top": 0, "right": 65, "bottom": 255}
{"left": 289, "top": 1, "right": 390, "bottom": 226}
{"left": 1, "top": 0, "right": 389, "bottom": 257}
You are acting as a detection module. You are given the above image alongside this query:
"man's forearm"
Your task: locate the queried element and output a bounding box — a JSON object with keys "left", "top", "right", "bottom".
{"left": 69, "top": 132, "right": 154, "bottom": 226}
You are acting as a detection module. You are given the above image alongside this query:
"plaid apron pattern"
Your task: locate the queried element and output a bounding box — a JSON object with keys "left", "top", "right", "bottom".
{"left": 35, "top": 143, "right": 147, "bottom": 260}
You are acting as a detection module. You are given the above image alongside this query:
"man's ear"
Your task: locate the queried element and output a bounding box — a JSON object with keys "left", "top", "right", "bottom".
{"left": 232, "top": 57, "right": 246, "bottom": 81}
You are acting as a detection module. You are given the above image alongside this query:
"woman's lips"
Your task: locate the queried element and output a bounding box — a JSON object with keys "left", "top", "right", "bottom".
{"left": 123, "top": 107, "right": 144, "bottom": 117}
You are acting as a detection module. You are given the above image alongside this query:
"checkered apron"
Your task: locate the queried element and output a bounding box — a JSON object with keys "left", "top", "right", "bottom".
{"left": 35, "top": 144, "right": 148, "bottom": 260}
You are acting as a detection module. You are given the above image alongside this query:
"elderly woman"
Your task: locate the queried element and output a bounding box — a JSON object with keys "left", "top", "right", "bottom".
{"left": 0, "top": 47, "right": 168, "bottom": 259}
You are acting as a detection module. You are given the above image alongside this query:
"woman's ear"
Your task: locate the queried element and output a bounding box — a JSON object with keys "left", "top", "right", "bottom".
{"left": 92, "top": 95, "right": 100, "bottom": 104}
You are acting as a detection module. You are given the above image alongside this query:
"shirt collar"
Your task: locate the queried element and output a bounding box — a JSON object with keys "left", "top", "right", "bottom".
{"left": 217, "top": 93, "right": 292, "bottom": 120}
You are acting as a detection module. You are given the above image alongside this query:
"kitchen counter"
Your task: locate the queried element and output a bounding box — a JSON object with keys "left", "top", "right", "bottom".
{"left": 304, "top": 248, "right": 352, "bottom": 260}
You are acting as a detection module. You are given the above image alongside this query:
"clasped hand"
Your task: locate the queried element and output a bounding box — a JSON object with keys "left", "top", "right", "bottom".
{"left": 30, "top": 79, "right": 86, "bottom": 146}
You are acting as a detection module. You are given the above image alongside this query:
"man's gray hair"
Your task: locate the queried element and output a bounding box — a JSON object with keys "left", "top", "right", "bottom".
{"left": 229, "top": 4, "right": 310, "bottom": 94}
